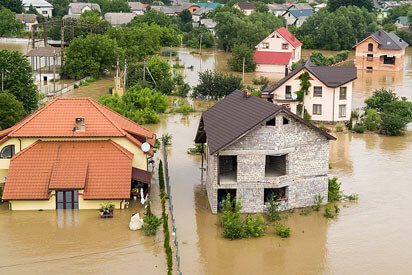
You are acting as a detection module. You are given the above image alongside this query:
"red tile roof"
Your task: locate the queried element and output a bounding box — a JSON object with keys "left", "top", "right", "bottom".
{"left": 254, "top": 51, "right": 292, "bottom": 65}
{"left": 1, "top": 98, "right": 156, "bottom": 153}
{"left": 276, "top": 27, "right": 302, "bottom": 48}
{"left": 2, "top": 140, "right": 134, "bottom": 200}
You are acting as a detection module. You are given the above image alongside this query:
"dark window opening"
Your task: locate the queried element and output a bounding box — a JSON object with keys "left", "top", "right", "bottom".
{"left": 56, "top": 190, "right": 79, "bottom": 209}
{"left": 0, "top": 145, "right": 15, "bottom": 159}
{"left": 219, "top": 155, "right": 237, "bottom": 184}
{"left": 264, "top": 187, "right": 287, "bottom": 203}
{"left": 313, "top": 86, "right": 322, "bottom": 97}
{"left": 266, "top": 117, "right": 276, "bottom": 126}
{"left": 283, "top": 117, "right": 289, "bottom": 125}
{"left": 285, "top": 85, "right": 292, "bottom": 99}
{"left": 217, "top": 189, "right": 237, "bottom": 212}
{"left": 367, "top": 54, "right": 373, "bottom": 61}
{"left": 366, "top": 66, "right": 373, "bottom": 70}
{"left": 265, "top": 155, "right": 287, "bottom": 177}
{"left": 368, "top": 43, "right": 373, "bottom": 52}
{"left": 383, "top": 55, "right": 395, "bottom": 65}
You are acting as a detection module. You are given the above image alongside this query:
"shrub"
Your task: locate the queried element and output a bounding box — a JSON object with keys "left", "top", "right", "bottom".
{"left": 328, "top": 177, "right": 341, "bottom": 202}
{"left": 275, "top": 223, "right": 291, "bottom": 238}
{"left": 334, "top": 204, "right": 340, "bottom": 214}
{"left": 364, "top": 109, "right": 381, "bottom": 131}
{"left": 265, "top": 195, "right": 281, "bottom": 222}
{"left": 142, "top": 214, "right": 162, "bottom": 236}
{"left": 365, "top": 88, "right": 398, "bottom": 112}
{"left": 74, "top": 84, "right": 79, "bottom": 89}
{"left": 344, "top": 193, "right": 359, "bottom": 201}
{"left": 161, "top": 133, "right": 172, "bottom": 146}
{"left": 313, "top": 194, "right": 323, "bottom": 211}
{"left": 300, "top": 208, "right": 312, "bottom": 216}
{"left": 335, "top": 124, "right": 344, "bottom": 132}
{"left": 176, "top": 83, "right": 190, "bottom": 97}
{"left": 174, "top": 104, "right": 195, "bottom": 115}
{"left": 318, "top": 124, "right": 327, "bottom": 131}
{"left": 192, "top": 70, "right": 243, "bottom": 99}
{"left": 252, "top": 76, "right": 269, "bottom": 85}
{"left": 221, "top": 194, "right": 244, "bottom": 239}
{"left": 352, "top": 124, "right": 366, "bottom": 133}
{"left": 323, "top": 207, "right": 335, "bottom": 219}
{"left": 244, "top": 214, "right": 266, "bottom": 238}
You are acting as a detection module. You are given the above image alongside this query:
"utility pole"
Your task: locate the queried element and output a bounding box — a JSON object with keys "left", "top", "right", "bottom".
{"left": 31, "top": 26, "right": 35, "bottom": 49}
{"left": 60, "top": 20, "right": 65, "bottom": 66}
{"left": 199, "top": 33, "right": 203, "bottom": 55}
{"left": 242, "top": 57, "right": 245, "bottom": 82}
{"left": 123, "top": 58, "right": 127, "bottom": 91}
{"left": 115, "top": 57, "right": 119, "bottom": 95}
{"left": 43, "top": 22, "right": 48, "bottom": 47}
{"left": 143, "top": 59, "right": 146, "bottom": 82}
{"left": 53, "top": 50, "right": 56, "bottom": 94}
{"left": 1, "top": 69, "right": 4, "bottom": 91}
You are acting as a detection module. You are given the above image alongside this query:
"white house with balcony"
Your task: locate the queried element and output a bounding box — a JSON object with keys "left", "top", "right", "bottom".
{"left": 262, "top": 61, "right": 357, "bottom": 123}
{"left": 22, "top": 0, "right": 53, "bottom": 18}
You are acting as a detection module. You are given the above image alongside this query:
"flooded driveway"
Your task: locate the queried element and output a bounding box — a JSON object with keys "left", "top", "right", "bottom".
{"left": 148, "top": 114, "right": 412, "bottom": 275}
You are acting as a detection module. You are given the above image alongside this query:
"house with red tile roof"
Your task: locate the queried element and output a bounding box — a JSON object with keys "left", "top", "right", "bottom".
{"left": 254, "top": 27, "right": 302, "bottom": 73}
{"left": 0, "top": 98, "right": 156, "bottom": 210}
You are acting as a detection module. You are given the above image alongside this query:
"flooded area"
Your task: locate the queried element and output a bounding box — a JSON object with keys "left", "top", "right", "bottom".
{"left": 147, "top": 114, "right": 412, "bottom": 275}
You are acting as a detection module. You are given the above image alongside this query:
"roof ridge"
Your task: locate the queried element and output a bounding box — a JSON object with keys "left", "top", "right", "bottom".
{"left": 87, "top": 98, "right": 128, "bottom": 136}
{"left": 9, "top": 140, "right": 41, "bottom": 162}
{"left": 108, "top": 140, "right": 134, "bottom": 159}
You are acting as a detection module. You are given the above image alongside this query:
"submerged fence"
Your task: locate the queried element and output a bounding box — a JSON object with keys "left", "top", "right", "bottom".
{"left": 162, "top": 145, "right": 182, "bottom": 275}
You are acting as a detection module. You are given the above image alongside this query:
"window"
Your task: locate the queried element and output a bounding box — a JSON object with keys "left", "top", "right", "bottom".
{"left": 285, "top": 85, "right": 292, "bottom": 99}
{"left": 217, "top": 189, "right": 237, "bottom": 212}
{"left": 283, "top": 117, "right": 289, "bottom": 125}
{"left": 262, "top": 42, "right": 269, "bottom": 49}
{"left": 42, "top": 11, "right": 48, "bottom": 15}
{"left": 265, "top": 155, "right": 287, "bottom": 177}
{"left": 367, "top": 54, "right": 373, "bottom": 61}
{"left": 383, "top": 55, "right": 395, "bottom": 65}
{"left": 366, "top": 66, "right": 373, "bottom": 70}
{"left": 339, "top": 87, "right": 347, "bottom": 100}
{"left": 368, "top": 43, "right": 373, "bottom": 52}
{"left": 313, "top": 86, "right": 322, "bottom": 97}
{"left": 313, "top": 104, "right": 322, "bottom": 115}
{"left": 219, "top": 155, "right": 237, "bottom": 184}
{"left": 282, "top": 43, "right": 289, "bottom": 50}
{"left": 266, "top": 117, "right": 276, "bottom": 126}
{"left": 339, "top": 104, "right": 347, "bottom": 118}
{"left": 0, "top": 145, "right": 15, "bottom": 159}
{"left": 264, "top": 187, "right": 287, "bottom": 203}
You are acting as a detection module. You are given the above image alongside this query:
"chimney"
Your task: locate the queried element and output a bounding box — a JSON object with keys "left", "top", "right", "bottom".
{"left": 284, "top": 66, "right": 289, "bottom": 77}
{"left": 74, "top": 117, "right": 86, "bottom": 132}
{"left": 378, "top": 30, "right": 381, "bottom": 36}
{"left": 242, "top": 89, "right": 251, "bottom": 98}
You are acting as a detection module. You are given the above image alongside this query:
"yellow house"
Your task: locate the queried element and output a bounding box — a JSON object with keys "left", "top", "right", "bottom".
{"left": 0, "top": 98, "right": 156, "bottom": 210}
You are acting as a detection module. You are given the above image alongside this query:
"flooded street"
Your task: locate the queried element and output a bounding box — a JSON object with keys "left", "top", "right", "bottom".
{"left": 147, "top": 114, "right": 412, "bottom": 275}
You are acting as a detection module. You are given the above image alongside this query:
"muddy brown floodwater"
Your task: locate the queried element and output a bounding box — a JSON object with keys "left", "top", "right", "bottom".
{"left": 146, "top": 114, "right": 412, "bottom": 275}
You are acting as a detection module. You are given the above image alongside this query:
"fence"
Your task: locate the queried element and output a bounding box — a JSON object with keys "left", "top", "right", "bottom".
{"left": 39, "top": 77, "right": 91, "bottom": 104}
{"left": 162, "top": 144, "right": 182, "bottom": 275}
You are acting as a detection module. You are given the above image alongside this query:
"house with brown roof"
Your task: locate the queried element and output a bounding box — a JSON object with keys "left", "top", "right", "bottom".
{"left": 233, "top": 2, "right": 256, "bottom": 15}
{"left": 254, "top": 27, "right": 302, "bottom": 73}
{"left": 15, "top": 14, "right": 38, "bottom": 31}
{"left": 353, "top": 30, "right": 409, "bottom": 71}
{"left": 0, "top": 98, "right": 155, "bottom": 211}
{"left": 195, "top": 90, "right": 335, "bottom": 214}
{"left": 262, "top": 61, "right": 357, "bottom": 122}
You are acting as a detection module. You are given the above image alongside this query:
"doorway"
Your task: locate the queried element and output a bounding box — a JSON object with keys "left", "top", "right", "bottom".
{"left": 56, "top": 190, "right": 79, "bottom": 209}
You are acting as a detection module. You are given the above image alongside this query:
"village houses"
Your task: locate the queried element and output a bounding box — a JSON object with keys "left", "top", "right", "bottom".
{"left": 0, "top": 98, "right": 155, "bottom": 211}
{"left": 104, "top": 12, "right": 137, "bottom": 26}
{"left": 354, "top": 30, "right": 409, "bottom": 71}
{"left": 195, "top": 90, "right": 335, "bottom": 214}
{"left": 15, "top": 13, "right": 38, "bottom": 31}
{"left": 128, "top": 2, "right": 147, "bottom": 15}
{"left": 262, "top": 61, "right": 357, "bottom": 122}
{"left": 282, "top": 4, "right": 313, "bottom": 27}
{"left": 233, "top": 2, "right": 256, "bottom": 15}
{"left": 67, "top": 3, "right": 101, "bottom": 17}
{"left": 22, "top": 0, "right": 53, "bottom": 18}
{"left": 254, "top": 27, "right": 302, "bottom": 73}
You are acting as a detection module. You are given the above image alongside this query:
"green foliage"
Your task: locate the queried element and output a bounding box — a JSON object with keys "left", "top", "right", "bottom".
{"left": 99, "top": 202, "right": 115, "bottom": 212}
{"left": 244, "top": 214, "right": 266, "bottom": 238}
{"left": 51, "top": 0, "right": 69, "bottom": 17}
{"left": 335, "top": 124, "right": 344, "bottom": 132}
{"left": 353, "top": 124, "right": 366, "bottom": 133}
{"left": 176, "top": 83, "right": 190, "bottom": 97}
{"left": 214, "top": 11, "right": 284, "bottom": 51}
{"left": 298, "top": 72, "right": 311, "bottom": 98}
{"left": 0, "top": 0, "right": 23, "bottom": 13}
{"left": 192, "top": 70, "right": 243, "bottom": 99}
{"left": 364, "top": 88, "right": 398, "bottom": 112}
{"left": 323, "top": 207, "right": 336, "bottom": 219}
{"left": 295, "top": 6, "right": 377, "bottom": 50}
{"left": 228, "top": 43, "right": 256, "bottom": 72}
{"left": 300, "top": 208, "right": 312, "bottom": 216}
{"left": 396, "top": 29, "right": 412, "bottom": 45}
{"left": 174, "top": 103, "right": 195, "bottom": 115}
{"left": 63, "top": 34, "right": 121, "bottom": 79}
{"left": 313, "top": 194, "right": 323, "bottom": 211}
{"left": 275, "top": 223, "right": 291, "bottom": 238}
{"left": 363, "top": 109, "right": 381, "bottom": 131}
{"left": 328, "top": 0, "right": 373, "bottom": 12}
{"left": 344, "top": 193, "right": 359, "bottom": 201}
{"left": 161, "top": 133, "right": 172, "bottom": 146}
{"left": 381, "top": 112, "right": 408, "bottom": 136}
{"left": 252, "top": 76, "right": 269, "bottom": 85}
{"left": 0, "top": 50, "right": 38, "bottom": 112}
{"left": 328, "top": 177, "right": 341, "bottom": 202}
{"left": 183, "top": 26, "right": 215, "bottom": 48}
{"left": 142, "top": 214, "right": 162, "bottom": 236}
{"left": 221, "top": 194, "right": 244, "bottom": 239}
{"left": 89, "top": 0, "right": 131, "bottom": 14}
{"left": 265, "top": 195, "right": 281, "bottom": 222}
{"left": 310, "top": 50, "right": 349, "bottom": 66}
{"left": 0, "top": 7, "right": 23, "bottom": 37}
{"left": 0, "top": 92, "right": 26, "bottom": 130}
{"left": 130, "top": 10, "right": 178, "bottom": 28}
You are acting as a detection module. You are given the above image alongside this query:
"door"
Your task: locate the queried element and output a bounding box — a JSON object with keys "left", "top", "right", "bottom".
{"left": 56, "top": 190, "right": 79, "bottom": 209}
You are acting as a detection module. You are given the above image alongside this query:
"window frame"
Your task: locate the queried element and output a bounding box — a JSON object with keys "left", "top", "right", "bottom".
{"left": 313, "top": 86, "right": 323, "bottom": 97}
{"left": 339, "top": 87, "right": 347, "bottom": 100}
{"left": 281, "top": 43, "right": 289, "bottom": 50}
{"left": 368, "top": 43, "right": 373, "bottom": 52}
{"left": 285, "top": 85, "right": 292, "bottom": 99}
{"left": 313, "top": 104, "right": 322, "bottom": 115}
{"left": 0, "top": 145, "right": 15, "bottom": 159}
{"left": 339, "top": 104, "right": 347, "bottom": 118}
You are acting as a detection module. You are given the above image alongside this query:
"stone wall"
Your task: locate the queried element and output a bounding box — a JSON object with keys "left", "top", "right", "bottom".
{"left": 205, "top": 112, "right": 330, "bottom": 214}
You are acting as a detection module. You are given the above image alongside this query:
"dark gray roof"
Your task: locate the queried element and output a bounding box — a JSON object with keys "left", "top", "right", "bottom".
{"left": 195, "top": 90, "right": 335, "bottom": 154}
{"left": 289, "top": 9, "right": 313, "bottom": 18}
{"left": 264, "top": 61, "right": 357, "bottom": 93}
{"left": 235, "top": 2, "right": 256, "bottom": 10}
{"left": 371, "top": 30, "right": 409, "bottom": 50}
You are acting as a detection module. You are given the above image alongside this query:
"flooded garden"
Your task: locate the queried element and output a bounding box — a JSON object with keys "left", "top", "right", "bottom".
{"left": 1, "top": 40, "right": 412, "bottom": 274}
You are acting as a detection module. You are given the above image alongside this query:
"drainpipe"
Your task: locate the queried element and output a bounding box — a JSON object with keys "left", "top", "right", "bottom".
{"left": 216, "top": 153, "right": 220, "bottom": 186}
{"left": 332, "top": 88, "right": 336, "bottom": 123}
{"left": 18, "top": 138, "right": 22, "bottom": 152}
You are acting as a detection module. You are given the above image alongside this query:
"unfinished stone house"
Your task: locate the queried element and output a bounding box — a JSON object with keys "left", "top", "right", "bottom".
{"left": 195, "top": 90, "right": 335, "bottom": 214}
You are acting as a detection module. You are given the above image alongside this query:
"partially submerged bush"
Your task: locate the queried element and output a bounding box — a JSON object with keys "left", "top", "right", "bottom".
{"left": 313, "top": 194, "right": 323, "bottom": 211}
{"left": 353, "top": 124, "right": 366, "bottom": 133}
{"left": 323, "top": 207, "right": 336, "bottom": 219}
{"left": 265, "top": 195, "right": 281, "bottom": 222}
{"left": 335, "top": 124, "right": 344, "bottom": 132}
{"left": 142, "top": 214, "right": 162, "bottom": 236}
{"left": 275, "top": 223, "right": 291, "bottom": 238}
{"left": 244, "top": 214, "right": 266, "bottom": 238}
{"left": 221, "top": 194, "right": 244, "bottom": 240}
{"left": 328, "top": 177, "right": 341, "bottom": 202}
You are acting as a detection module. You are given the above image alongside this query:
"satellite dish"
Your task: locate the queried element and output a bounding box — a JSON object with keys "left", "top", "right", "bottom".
{"left": 291, "top": 93, "right": 298, "bottom": 100}
{"left": 141, "top": 142, "right": 150, "bottom": 153}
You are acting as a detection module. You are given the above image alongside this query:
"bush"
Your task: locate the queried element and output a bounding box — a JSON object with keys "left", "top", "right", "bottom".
{"left": 174, "top": 103, "right": 195, "bottom": 115}
{"left": 275, "top": 223, "right": 291, "bottom": 238}
{"left": 328, "top": 177, "right": 341, "bottom": 202}
{"left": 192, "top": 70, "right": 243, "bottom": 99}
{"left": 265, "top": 195, "right": 281, "bottom": 222}
{"left": 335, "top": 124, "right": 344, "bottom": 132}
{"left": 300, "top": 208, "right": 312, "bottom": 216}
{"left": 313, "top": 194, "right": 323, "bottom": 211}
{"left": 142, "top": 214, "right": 162, "bottom": 236}
{"left": 161, "top": 133, "right": 172, "bottom": 146}
{"left": 365, "top": 88, "right": 398, "bottom": 112}
{"left": 176, "top": 83, "right": 190, "bottom": 97}
{"left": 323, "top": 207, "right": 336, "bottom": 219}
{"left": 364, "top": 109, "right": 381, "bottom": 131}
{"left": 252, "top": 76, "right": 269, "bottom": 85}
{"left": 244, "top": 214, "right": 266, "bottom": 238}
{"left": 352, "top": 124, "right": 366, "bottom": 133}
{"left": 221, "top": 194, "right": 244, "bottom": 239}
{"left": 344, "top": 193, "right": 359, "bottom": 201}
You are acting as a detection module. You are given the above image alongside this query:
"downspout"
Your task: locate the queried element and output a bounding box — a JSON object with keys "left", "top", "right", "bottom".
{"left": 216, "top": 153, "right": 220, "bottom": 186}
{"left": 18, "top": 138, "right": 22, "bottom": 152}
{"left": 332, "top": 88, "right": 336, "bottom": 123}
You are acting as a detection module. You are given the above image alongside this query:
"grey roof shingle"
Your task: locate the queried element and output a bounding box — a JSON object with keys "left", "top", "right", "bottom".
{"left": 68, "top": 3, "right": 101, "bottom": 14}
{"left": 128, "top": 2, "right": 145, "bottom": 11}
{"left": 371, "top": 30, "right": 409, "bottom": 50}
{"left": 16, "top": 13, "right": 37, "bottom": 23}
{"left": 104, "top": 13, "right": 136, "bottom": 26}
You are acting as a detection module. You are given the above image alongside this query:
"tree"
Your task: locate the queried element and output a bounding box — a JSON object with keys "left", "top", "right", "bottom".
{"left": 364, "top": 88, "right": 398, "bottom": 112}
{"left": 130, "top": 10, "right": 179, "bottom": 28}
{"left": 183, "top": 26, "right": 215, "bottom": 48}
{"left": 328, "top": 0, "right": 373, "bottom": 12}
{"left": 228, "top": 43, "right": 255, "bottom": 72}
{"left": 77, "top": 10, "right": 111, "bottom": 36}
{"left": 50, "top": 0, "right": 69, "bottom": 17}
{"left": 0, "top": 92, "right": 26, "bottom": 130}
{"left": 0, "top": 50, "right": 38, "bottom": 112}
{"left": 0, "top": 0, "right": 22, "bottom": 13}
{"left": 0, "top": 8, "right": 22, "bottom": 37}
{"left": 88, "top": 0, "right": 131, "bottom": 14}
{"left": 192, "top": 70, "right": 243, "bottom": 99}
{"left": 62, "top": 34, "right": 122, "bottom": 79}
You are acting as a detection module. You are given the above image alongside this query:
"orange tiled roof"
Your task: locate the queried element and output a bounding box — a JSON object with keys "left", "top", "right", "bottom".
{"left": 2, "top": 140, "right": 133, "bottom": 200}
{"left": 1, "top": 98, "right": 156, "bottom": 150}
